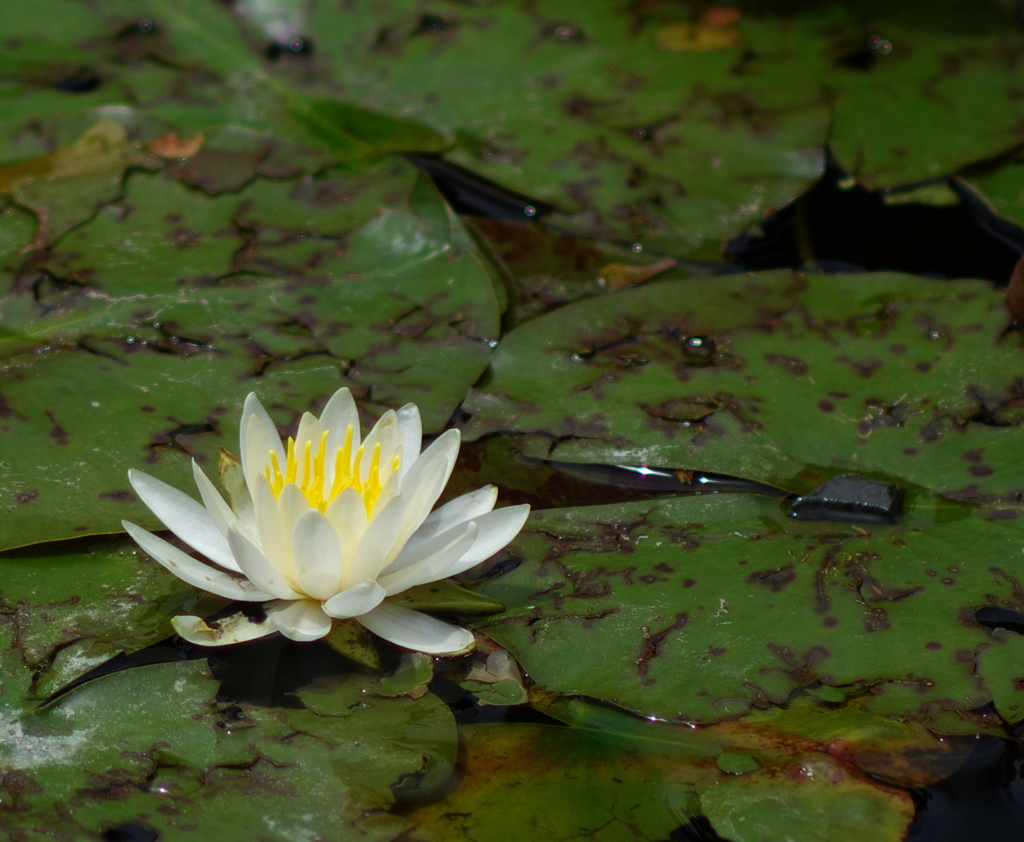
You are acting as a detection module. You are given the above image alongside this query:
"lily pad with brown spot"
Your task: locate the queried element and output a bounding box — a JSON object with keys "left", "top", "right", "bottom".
{"left": 464, "top": 271, "right": 1024, "bottom": 499}
{"left": 0, "top": 175, "right": 500, "bottom": 549}
{"left": 471, "top": 494, "right": 1024, "bottom": 729}
{"left": 0, "top": 661, "right": 457, "bottom": 840}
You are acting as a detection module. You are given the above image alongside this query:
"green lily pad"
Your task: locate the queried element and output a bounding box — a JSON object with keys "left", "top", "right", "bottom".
{"left": 471, "top": 494, "right": 1024, "bottom": 727}
{"left": 311, "top": 0, "right": 828, "bottom": 257}
{"left": 0, "top": 119, "right": 161, "bottom": 249}
{"left": 780, "top": 1, "right": 1024, "bottom": 190}
{"left": 465, "top": 271, "right": 1024, "bottom": 498}
{"left": 0, "top": 174, "right": 500, "bottom": 549}
{"left": 406, "top": 721, "right": 689, "bottom": 842}
{"left": 698, "top": 754, "right": 914, "bottom": 842}
{"left": 956, "top": 161, "right": 1024, "bottom": 237}
{"left": 0, "top": 661, "right": 457, "bottom": 840}
{"left": 408, "top": 691, "right": 935, "bottom": 842}
{"left": 0, "top": 536, "right": 219, "bottom": 707}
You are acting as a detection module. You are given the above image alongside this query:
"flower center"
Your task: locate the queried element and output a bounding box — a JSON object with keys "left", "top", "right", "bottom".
{"left": 264, "top": 425, "right": 399, "bottom": 513}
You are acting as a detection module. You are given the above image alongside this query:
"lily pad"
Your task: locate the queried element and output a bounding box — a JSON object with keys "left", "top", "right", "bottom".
{"left": 0, "top": 660, "right": 457, "bottom": 839}
{"left": 956, "top": 161, "right": 1024, "bottom": 239}
{"left": 408, "top": 691, "right": 939, "bottom": 842}
{"left": 780, "top": 1, "right": 1024, "bottom": 190}
{"left": 0, "top": 536, "right": 217, "bottom": 707}
{"left": 311, "top": 0, "right": 828, "bottom": 258}
{"left": 0, "top": 119, "right": 161, "bottom": 249}
{"left": 471, "top": 494, "right": 1024, "bottom": 727}
{"left": 465, "top": 271, "right": 1024, "bottom": 498}
{"left": 0, "top": 173, "right": 500, "bottom": 549}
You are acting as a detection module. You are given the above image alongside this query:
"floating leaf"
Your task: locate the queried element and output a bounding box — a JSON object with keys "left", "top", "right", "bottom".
{"left": 0, "top": 174, "right": 500, "bottom": 549}
{"left": 310, "top": 0, "right": 827, "bottom": 257}
{"left": 0, "top": 536, "right": 216, "bottom": 706}
{"left": 0, "top": 661, "right": 456, "bottom": 839}
{"left": 472, "top": 494, "right": 1024, "bottom": 728}
{"left": 781, "top": 2, "right": 1024, "bottom": 189}
{"left": 465, "top": 271, "right": 1024, "bottom": 498}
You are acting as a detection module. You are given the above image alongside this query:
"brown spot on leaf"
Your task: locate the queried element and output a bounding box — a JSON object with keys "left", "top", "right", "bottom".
{"left": 73, "top": 525, "right": 89, "bottom": 532}
{"left": 968, "top": 465, "right": 994, "bottom": 477}
{"left": 636, "top": 613, "right": 689, "bottom": 682}
{"left": 44, "top": 411, "right": 69, "bottom": 445}
{"left": 99, "top": 490, "right": 138, "bottom": 502}
{"left": 16, "top": 491, "right": 38, "bottom": 504}
{"left": 682, "top": 578, "right": 697, "bottom": 588}
{"left": 140, "top": 405, "right": 155, "bottom": 413}
{"left": 654, "top": 562, "right": 674, "bottom": 573}
{"left": 925, "top": 641, "right": 943, "bottom": 650}
{"left": 767, "top": 643, "right": 797, "bottom": 666}
{"left": 902, "top": 448, "right": 918, "bottom": 456}
{"left": 863, "top": 607, "right": 891, "bottom": 631}
{"left": 822, "top": 616, "right": 839, "bottom": 627}
{"left": 746, "top": 564, "right": 796, "bottom": 592}
{"left": 764, "top": 354, "right": 808, "bottom": 375}
{"left": 818, "top": 400, "right": 834, "bottom": 412}
{"left": 915, "top": 362, "right": 932, "bottom": 372}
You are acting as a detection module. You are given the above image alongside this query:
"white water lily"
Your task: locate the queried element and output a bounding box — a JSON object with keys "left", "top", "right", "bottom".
{"left": 122, "top": 388, "right": 530, "bottom": 655}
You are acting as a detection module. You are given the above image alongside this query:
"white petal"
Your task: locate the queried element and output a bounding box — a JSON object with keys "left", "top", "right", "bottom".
{"left": 384, "top": 506, "right": 529, "bottom": 590}
{"left": 447, "top": 504, "right": 531, "bottom": 568}
{"left": 240, "top": 393, "right": 285, "bottom": 490}
{"left": 172, "top": 609, "right": 278, "bottom": 646}
{"left": 268, "top": 599, "right": 332, "bottom": 642}
{"left": 320, "top": 388, "right": 361, "bottom": 465}
{"left": 395, "top": 403, "right": 422, "bottom": 478}
{"left": 291, "top": 508, "right": 344, "bottom": 600}
{"left": 218, "top": 448, "right": 256, "bottom": 534}
{"left": 323, "top": 579, "right": 387, "bottom": 618}
{"left": 344, "top": 494, "right": 407, "bottom": 586}
{"left": 405, "top": 485, "right": 497, "bottom": 550}
{"left": 252, "top": 476, "right": 292, "bottom": 579}
{"left": 324, "top": 487, "right": 368, "bottom": 567}
{"left": 128, "top": 469, "right": 237, "bottom": 572}
{"left": 122, "top": 521, "right": 271, "bottom": 601}
{"left": 227, "top": 522, "right": 302, "bottom": 600}
{"left": 386, "top": 453, "right": 451, "bottom": 561}
{"left": 393, "top": 429, "right": 461, "bottom": 541}
{"left": 404, "top": 428, "right": 460, "bottom": 494}
{"left": 360, "top": 410, "right": 398, "bottom": 483}
{"left": 277, "top": 482, "right": 312, "bottom": 552}
{"left": 294, "top": 412, "right": 324, "bottom": 487}
{"left": 378, "top": 523, "right": 479, "bottom": 596}
{"left": 190, "top": 460, "right": 243, "bottom": 572}
{"left": 359, "top": 602, "right": 475, "bottom": 655}
{"left": 369, "top": 459, "right": 402, "bottom": 519}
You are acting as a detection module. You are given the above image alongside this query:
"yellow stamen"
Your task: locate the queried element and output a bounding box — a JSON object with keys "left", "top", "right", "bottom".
{"left": 284, "top": 437, "right": 297, "bottom": 484}
{"left": 266, "top": 423, "right": 398, "bottom": 515}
